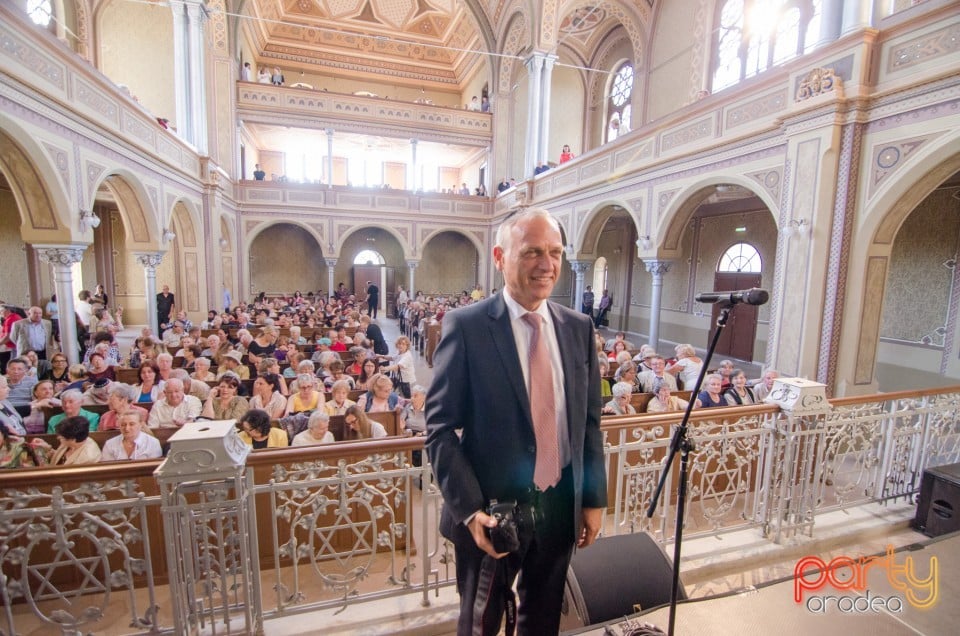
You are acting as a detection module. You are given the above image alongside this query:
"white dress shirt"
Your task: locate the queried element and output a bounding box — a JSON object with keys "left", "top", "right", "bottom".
{"left": 101, "top": 432, "right": 163, "bottom": 461}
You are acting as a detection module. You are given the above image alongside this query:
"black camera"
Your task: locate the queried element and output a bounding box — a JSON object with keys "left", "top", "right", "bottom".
{"left": 486, "top": 499, "right": 521, "bottom": 554}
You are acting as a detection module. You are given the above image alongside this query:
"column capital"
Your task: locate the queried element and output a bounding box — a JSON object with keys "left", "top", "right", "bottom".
{"left": 324, "top": 258, "right": 338, "bottom": 268}
{"left": 325, "top": 128, "right": 335, "bottom": 137}
{"left": 33, "top": 244, "right": 87, "bottom": 266}
{"left": 643, "top": 259, "right": 673, "bottom": 276}
{"left": 569, "top": 259, "right": 591, "bottom": 274}
{"left": 407, "top": 260, "right": 420, "bottom": 270}
{"left": 135, "top": 252, "right": 165, "bottom": 269}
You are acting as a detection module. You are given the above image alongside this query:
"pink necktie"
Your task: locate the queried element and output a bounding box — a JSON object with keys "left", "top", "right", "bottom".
{"left": 522, "top": 312, "right": 560, "bottom": 490}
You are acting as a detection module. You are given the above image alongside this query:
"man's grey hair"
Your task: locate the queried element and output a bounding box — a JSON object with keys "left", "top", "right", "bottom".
{"left": 109, "top": 382, "right": 138, "bottom": 401}
{"left": 60, "top": 389, "right": 83, "bottom": 403}
{"left": 495, "top": 207, "right": 561, "bottom": 253}
{"left": 308, "top": 411, "right": 330, "bottom": 427}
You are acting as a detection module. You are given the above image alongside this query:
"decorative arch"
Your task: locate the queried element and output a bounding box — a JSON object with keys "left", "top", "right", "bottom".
{"left": 844, "top": 136, "right": 960, "bottom": 389}
{"left": 497, "top": 11, "right": 532, "bottom": 94}
{"left": 0, "top": 121, "right": 73, "bottom": 243}
{"left": 335, "top": 223, "right": 411, "bottom": 260}
{"left": 551, "top": 0, "right": 649, "bottom": 71}
{"left": 574, "top": 198, "right": 639, "bottom": 257}
{"left": 659, "top": 176, "right": 780, "bottom": 256}
{"left": 89, "top": 171, "right": 160, "bottom": 247}
{"left": 420, "top": 227, "right": 486, "bottom": 260}
{"left": 244, "top": 219, "right": 325, "bottom": 255}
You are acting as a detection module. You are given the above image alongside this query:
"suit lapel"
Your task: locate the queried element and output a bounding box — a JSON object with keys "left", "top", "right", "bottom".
{"left": 487, "top": 295, "right": 532, "bottom": 422}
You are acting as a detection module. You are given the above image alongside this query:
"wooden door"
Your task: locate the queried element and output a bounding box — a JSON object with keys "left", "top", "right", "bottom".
{"left": 709, "top": 272, "right": 762, "bottom": 361}
{"left": 353, "top": 266, "right": 380, "bottom": 304}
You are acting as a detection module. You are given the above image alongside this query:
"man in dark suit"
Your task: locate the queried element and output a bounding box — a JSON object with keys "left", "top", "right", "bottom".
{"left": 427, "top": 208, "right": 606, "bottom": 635}
{"left": 366, "top": 281, "right": 379, "bottom": 319}
{"left": 156, "top": 284, "right": 175, "bottom": 335}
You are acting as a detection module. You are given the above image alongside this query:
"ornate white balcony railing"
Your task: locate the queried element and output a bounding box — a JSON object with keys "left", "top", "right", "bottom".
{"left": 2, "top": 387, "right": 959, "bottom": 633}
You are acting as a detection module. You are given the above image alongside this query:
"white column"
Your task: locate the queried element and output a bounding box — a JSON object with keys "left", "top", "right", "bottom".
{"left": 171, "top": 3, "right": 189, "bottom": 139}
{"left": 523, "top": 54, "right": 545, "bottom": 178}
{"left": 325, "top": 258, "right": 337, "bottom": 301}
{"left": 35, "top": 245, "right": 86, "bottom": 365}
{"left": 644, "top": 259, "right": 673, "bottom": 352}
{"left": 135, "top": 252, "right": 164, "bottom": 336}
{"left": 326, "top": 129, "right": 334, "bottom": 187}
{"left": 841, "top": 0, "right": 872, "bottom": 35}
{"left": 538, "top": 54, "right": 557, "bottom": 168}
{"left": 185, "top": 0, "right": 208, "bottom": 154}
{"left": 570, "top": 260, "right": 590, "bottom": 313}
{"left": 816, "top": 0, "right": 845, "bottom": 46}
{"left": 409, "top": 138, "right": 418, "bottom": 191}
{"left": 407, "top": 261, "right": 419, "bottom": 295}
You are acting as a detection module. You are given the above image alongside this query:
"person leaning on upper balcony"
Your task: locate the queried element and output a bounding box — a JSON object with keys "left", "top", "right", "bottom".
{"left": 237, "top": 409, "right": 288, "bottom": 449}
{"left": 559, "top": 144, "right": 575, "bottom": 164}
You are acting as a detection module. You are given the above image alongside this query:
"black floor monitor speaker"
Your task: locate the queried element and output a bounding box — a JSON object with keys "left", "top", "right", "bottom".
{"left": 913, "top": 462, "right": 960, "bottom": 537}
{"left": 564, "top": 532, "right": 684, "bottom": 626}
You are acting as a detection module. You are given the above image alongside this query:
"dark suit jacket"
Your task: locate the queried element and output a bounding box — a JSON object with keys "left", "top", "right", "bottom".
{"left": 426, "top": 293, "right": 606, "bottom": 542}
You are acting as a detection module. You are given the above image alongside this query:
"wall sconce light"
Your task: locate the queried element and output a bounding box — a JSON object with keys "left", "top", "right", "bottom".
{"left": 783, "top": 218, "right": 809, "bottom": 238}
{"left": 636, "top": 235, "right": 653, "bottom": 250}
{"left": 218, "top": 237, "right": 229, "bottom": 248}
{"left": 79, "top": 210, "right": 100, "bottom": 233}
{"left": 162, "top": 228, "right": 176, "bottom": 243}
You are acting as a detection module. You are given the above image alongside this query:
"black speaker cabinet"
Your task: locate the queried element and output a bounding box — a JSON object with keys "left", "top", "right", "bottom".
{"left": 913, "top": 462, "right": 960, "bottom": 537}
{"left": 564, "top": 532, "right": 684, "bottom": 626}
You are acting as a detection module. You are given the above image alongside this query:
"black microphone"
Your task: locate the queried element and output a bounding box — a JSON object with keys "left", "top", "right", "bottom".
{"left": 695, "top": 288, "right": 769, "bottom": 305}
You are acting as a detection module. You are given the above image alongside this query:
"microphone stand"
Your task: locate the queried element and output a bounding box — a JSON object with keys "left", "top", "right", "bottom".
{"left": 646, "top": 302, "right": 733, "bottom": 636}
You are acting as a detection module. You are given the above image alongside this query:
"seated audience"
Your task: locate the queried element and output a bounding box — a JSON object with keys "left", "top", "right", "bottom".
{"left": 615, "top": 361, "right": 639, "bottom": 393}
{"left": 324, "top": 379, "right": 356, "bottom": 416}
{"left": 135, "top": 362, "right": 162, "bottom": 403}
{"left": 291, "top": 411, "right": 335, "bottom": 445}
{"left": 717, "top": 360, "right": 735, "bottom": 390}
{"left": 696, "top": 374, "right": 726, "bottom": 409}
{"left": 342, "top": 405, "right": 387, "bottom": 441}
{"left": 0, "top": 420, "right": 38, "bottom": 468}
{"left": 323, "top": 359, "right": 355, "bottom": 391}
{"left": 400, "top": 384, "right": 427, "bottom": 435}
{"left": 191, "top": 357, "right": 216, "bottom": 382}
{"left": 217, "top": 350, "right": 250, "bottom": 380}
{"left": 357, "top": 374, "right": 400, "bottom": 413}
{"left": 62, "top": 363, "right": 88, "bottom": 394}
{"left": 100, "top": 411, "right": 162, "bottom": 461}
{"left": 37, "top": 415, "right": 102, "bottom": 465}
{"left": 86, "top": 352, "right": 116, "bottom": 383}
{"left": 23, "top": 379, "right": 59, "bottom": 434}
{"left": 0, "top": 375, "right": 26, "bottom": 435}
{"left": 607, "top": 340, "right": 628, "bottom": 360}
{"left": 202, "top": 374, "right": 250, "bottom": 420}
{"left": 5, "top": 358, "right": 37, "bottom": 411}
{"left": 47, "top": 389, "right": 100, "bottom": 434}
{"left": 249, "top": 373, "right": 286, "bottom": 419}
{"left": 156, "top": 353, "right": 175, "bottom": 383}
{"left": 752, "top": 368, "right": 780, "bottom": 401}
{"left": 605, "top": 332, "right": 635, "bottom": 352}
{"left": 99, "top": 382, "right": 149, "bottom": 431}
{"left": 602, "top": 381, "right": 636, "bottom": 415}
{"left": 246, "top": 326, "right": 277, "bottom": 364}
{"left": 723, "top": 368, "right": 757, "bottom": 406}
{"left": 237, "top": 409, "right": 288, "bottom": 449}
{"left": 285, "top": 373, "right": 324, "bottom": 415}
{"left": 41, "top": 352, "right": 70, "bottom": 389}
{"left": 148, "top": 379, "right": 202, "bottom": 428}
{"left": 647, "top": 380, "right": 691, "bottom": 413}
{"left": 170, "top": 369, "right": 210, "bottom": 402}
{"left": 638, "top": 355, "right": 678, "bottom": 393}
{"left": 82, "top": 378, "right": 114, "bottom": 406}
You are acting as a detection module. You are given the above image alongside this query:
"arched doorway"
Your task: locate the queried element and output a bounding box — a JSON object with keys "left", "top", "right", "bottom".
{"left": 338, "top": 227, "right": 405, "bottom": 317}
{"left": 711, "top": 242, "right": 763, "bottom": 361}
{"left": 420, "top": 231, "right": 480, "bottom": 296}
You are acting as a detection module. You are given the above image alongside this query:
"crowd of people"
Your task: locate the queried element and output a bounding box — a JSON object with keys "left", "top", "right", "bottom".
{"left": 599, "top": 332, "right": 779, "bottom": 414}
{"left": 0, "top": 284, "right": 467, "bottom": 469}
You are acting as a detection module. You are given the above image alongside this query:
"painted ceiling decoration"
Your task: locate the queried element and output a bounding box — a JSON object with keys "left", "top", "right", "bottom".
{"left": 246, "top": 1, "right": 656, "bottom": 88}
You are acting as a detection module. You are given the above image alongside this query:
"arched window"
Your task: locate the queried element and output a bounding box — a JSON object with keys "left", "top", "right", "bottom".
{"left": 606, "top": 62, "right": 633, "bottom": 143}
{"left": 592, "top": 257, "right": 608, "bottom": 293}
{"left": 712, "top": 0, "right": 822, "bottom": 92}
{"left": 27, "top": 0, "right": 53, "bottom": 27}
{"left": 718, "top": 243, "right": 761, "bottom": 273}
{"left": 353, "top": 249, "right": 384, "bottom": 265}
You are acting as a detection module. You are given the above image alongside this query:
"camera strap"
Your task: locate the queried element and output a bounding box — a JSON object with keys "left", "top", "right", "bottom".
{"left": 473, "top": 555, "right": 517, "bottom": 636}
